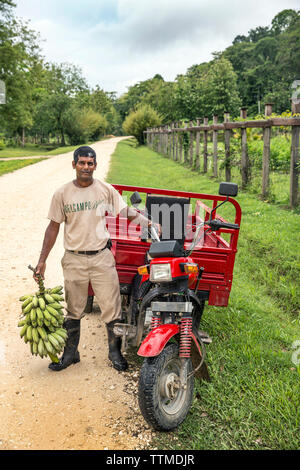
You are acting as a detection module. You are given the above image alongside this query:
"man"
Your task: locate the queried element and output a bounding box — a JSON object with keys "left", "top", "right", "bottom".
{"left": 34, "top": 145, "right": 160, "bottom": 372}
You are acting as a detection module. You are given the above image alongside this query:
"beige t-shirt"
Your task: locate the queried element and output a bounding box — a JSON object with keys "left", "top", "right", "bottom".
{"left": 47, "top": 179, "right": 128, "bottom": 251}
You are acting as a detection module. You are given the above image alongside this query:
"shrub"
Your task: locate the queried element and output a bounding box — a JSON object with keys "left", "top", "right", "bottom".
{"left": 247, "top": 136, "right": 291, "bottom": 171}
{"left": 64, "top": 107, "right": 108, "bottom": 144}
{"left": 122, "top": 104, "right": 162, "bottom": 145}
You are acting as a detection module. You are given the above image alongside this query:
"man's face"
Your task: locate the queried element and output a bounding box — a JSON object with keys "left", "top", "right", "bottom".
{"left": 72, "top": 155, "right": 97, "bottom": 183}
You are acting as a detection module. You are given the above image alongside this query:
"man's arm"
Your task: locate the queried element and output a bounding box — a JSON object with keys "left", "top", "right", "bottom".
{"left": 34, "top": 220, "right": 60, "bottom": 282}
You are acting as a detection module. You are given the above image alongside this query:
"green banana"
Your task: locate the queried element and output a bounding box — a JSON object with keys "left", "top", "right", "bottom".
{"left": 48, "top": 352, "right": 60, "bottom": 363}
{"left": 52, "top": 332, "right": 66, "bottom": 346}
{"left": 44, "top": 293, "right": 55, "bottom": 304}
{"left": 37, "top": 326, "right": 47, "bottom": 341}
{"left": 32, "top": 296, "right": 39, "bottom": 308}
{"left": 38, "top": 297, "right": 46, "bottom": 310}
{"left": 26, "top": 325, "right": 32, "bottom": 341}
{"left": 19, "top": 295, "right": 31, "bottom": 302}
{"left": 51, "top": 294, "right": 64, "bottom": 302}
{"left": 23, "top": 302, "right": 34, "bottom": 314}
{"left": 44, "top": 340, "right": 55, "bottom": 355}
{"left": 32, "top": 341, "right": 38, "bottom": 356}
{"left": 22, "top": 297, "right": 33, "bottom": 309}
{"left": 55, "top": 328, "right": 68, "bottom": 338}
{"left": 32, "top": 327, "right": 39, "bottom": 344}
{"left": 30, "top": 307, "right": 37, "bottom": 323}
{"left": 45, "top": 305, "right": 60, "bottom": 317}
{"left": 48, "top": 302, "right": 63, "bottom": 311}
{"left": 18, "top": 319, "right": 27, "bottom": 327}
{"left": 38, "top": 338, "right": 44, "bottom": 358}
{"left": 50, "top": 286, "right": 63, "bottom": 294}
{"left": 48, "top": 334, "right": 61, "bottom": 351}
{"left": 43, "top": 309, "right": 52, "bottom": 322}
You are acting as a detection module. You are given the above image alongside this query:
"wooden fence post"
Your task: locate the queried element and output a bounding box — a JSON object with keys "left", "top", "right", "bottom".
{"left": 240, "top": 107, "right": 250, "bottom": 188}
{"left": 224, "top": 112, "right": 231, "bottom": 182}
{"left": 203, "top": 117, "right": 208, "bottom": 173}
{"left": 179, "top": 121, "right": 183, "bottom": 163}
{"left": 195, "top": 118, "right": 201, "bottom": 171}
{"left": 175, "top": 122, "right": 179, "bottom": 161}
{"left": 213, "top": 115, "right": 218, "bottom": 177}
{"left": 189, "top": 120, "right": 194, "bottom": 167}
{"left": 172, "top": 122, "right": 176, "bottom": 160}
{"left": 290, "top": 100, "right": 300, "bottom": 208}
{"left": 165, "top": 125, "right": 169, "bottom": 156}
{"left": 290, "top": 126, "right": 300, "bottom": 208}
{"left": 262, "top": 103, "right": 273, "bottom": 199}
{"left": 158, "top": 126, "right": 162, "bottom": 154}
{"left": 168, "top": 123, "right": 172, "bottom": 158}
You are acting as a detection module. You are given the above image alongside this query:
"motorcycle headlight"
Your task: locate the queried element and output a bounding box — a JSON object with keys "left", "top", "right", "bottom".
{"left": 150, "top": 263, "right": 172, "bottom": 282}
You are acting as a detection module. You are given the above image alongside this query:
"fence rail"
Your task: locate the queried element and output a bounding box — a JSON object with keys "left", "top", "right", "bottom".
{"left": 144, "top": 103, "right": 300, "bottom": 209}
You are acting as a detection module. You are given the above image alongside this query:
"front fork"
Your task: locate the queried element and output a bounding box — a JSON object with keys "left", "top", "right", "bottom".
{"left": 150, "top": 311, "right": 193, "bottom": 389}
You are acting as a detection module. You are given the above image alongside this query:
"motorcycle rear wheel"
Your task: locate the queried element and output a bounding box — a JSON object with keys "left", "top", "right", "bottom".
{"left": 138, "top": 343, "right": 194, "bottom": 431}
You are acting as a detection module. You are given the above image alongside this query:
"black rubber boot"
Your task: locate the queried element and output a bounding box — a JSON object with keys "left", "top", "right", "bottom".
{"left": 48, "top": 319, "right": 81, "bottom": 371}
{"left": 106, "top": 320, "right": 128, "bottom": 371}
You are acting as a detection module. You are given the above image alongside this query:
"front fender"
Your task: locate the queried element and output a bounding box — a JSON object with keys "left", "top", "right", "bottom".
{"left": 137, "top": 324, "right": 180, "bottom": 357}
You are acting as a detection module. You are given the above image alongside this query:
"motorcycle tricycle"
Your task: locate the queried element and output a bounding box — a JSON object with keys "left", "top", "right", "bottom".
{"left": 86, "top": 182, "right": 241, "bottom": 431}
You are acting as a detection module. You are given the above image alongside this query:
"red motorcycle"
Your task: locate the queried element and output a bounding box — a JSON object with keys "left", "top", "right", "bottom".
{"left": 87, "top": 182, "right": 241, "bottom": 431}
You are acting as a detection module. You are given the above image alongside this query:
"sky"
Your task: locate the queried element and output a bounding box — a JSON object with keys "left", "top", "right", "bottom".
{"left": 15, "top": 0, "right": 299, "bottom": 97}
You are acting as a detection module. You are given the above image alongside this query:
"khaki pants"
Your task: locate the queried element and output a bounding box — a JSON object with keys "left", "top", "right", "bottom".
{"left": 61, "top": 248, "right": 122, "bottom": 323}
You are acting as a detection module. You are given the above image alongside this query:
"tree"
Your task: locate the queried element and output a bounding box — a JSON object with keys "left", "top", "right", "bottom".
{"left": 0, "top": 13, "right": 43, "bottom": 142}
{"left": 271, "top": 9, "right": 299, "bottom": 34}
{"left": 122, "top": 104, "right": 162, "bottom": 145}
{"left": 204, "top": 57, "right": 241, "bottom": 117}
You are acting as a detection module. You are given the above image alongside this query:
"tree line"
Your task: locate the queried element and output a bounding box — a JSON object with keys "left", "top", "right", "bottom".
{"left": 120, "top": 8, "right": 300, "bottom": 142}
{"left": 0, "top": 1, "right": 299, "bottom": 147}
{"left": 0, "top": 0, "right": 121, "bottom": 146}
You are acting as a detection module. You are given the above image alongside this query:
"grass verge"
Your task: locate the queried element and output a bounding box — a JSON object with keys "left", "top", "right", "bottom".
{"left": 106, "top": 138, "right": 300, "bottom": 450}
{"left": 0, "top": 143, "right": 91, "bottom": 159}
{"left": 0, "top": 158, "right": 47, "bottom": 176}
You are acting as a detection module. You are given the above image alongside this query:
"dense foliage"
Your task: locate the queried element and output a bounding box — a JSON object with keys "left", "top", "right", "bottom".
{"left": 0, "top": 2, "right": 299, "bottom": 146}
{"left": 116, "top": 9, "right": 300, "bottom": 122}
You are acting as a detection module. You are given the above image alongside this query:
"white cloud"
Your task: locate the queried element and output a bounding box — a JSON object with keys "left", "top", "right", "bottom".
{"left": 15, "top": 0, "right": 300, "bottom": 95}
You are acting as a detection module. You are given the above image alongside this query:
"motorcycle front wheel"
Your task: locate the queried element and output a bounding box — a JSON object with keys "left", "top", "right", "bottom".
{"left": 138, "top": 343, "right": 194, "bottom": 431}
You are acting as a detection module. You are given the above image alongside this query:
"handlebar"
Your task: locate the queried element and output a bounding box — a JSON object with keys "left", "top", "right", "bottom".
{"left": 208, "top": 219, "right": 240, "bottom": 231}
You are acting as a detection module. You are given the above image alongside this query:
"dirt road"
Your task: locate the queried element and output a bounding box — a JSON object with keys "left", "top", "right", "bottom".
{"left": 0, "top": 137, "right": 157, "bottom": 450}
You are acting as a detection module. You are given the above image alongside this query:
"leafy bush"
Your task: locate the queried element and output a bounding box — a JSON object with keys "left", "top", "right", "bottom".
{"left": 247, "top": 136, "right": 291, "bottom": 171}
{"left": 122, "top": 104, "right": 162, "bottom": 145}
{"left": 64, "top": 107, "right": 107, "bottom": 144}
{"left": 0, "top": 139, "right": 6, "bottom": 150}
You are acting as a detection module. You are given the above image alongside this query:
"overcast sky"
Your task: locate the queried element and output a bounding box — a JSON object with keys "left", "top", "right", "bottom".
{"left": 15, "top": 0, "right": 299, "bottom": 96}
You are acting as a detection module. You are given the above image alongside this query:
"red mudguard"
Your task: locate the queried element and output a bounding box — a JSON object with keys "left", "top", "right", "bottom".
{"left": 137, "top": 324, "right": 180, "bottom": 357}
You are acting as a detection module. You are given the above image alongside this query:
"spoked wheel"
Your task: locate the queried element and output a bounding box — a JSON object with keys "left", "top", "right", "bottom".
{"left": 138, "top": 343, "right": 194, "bottom": 431}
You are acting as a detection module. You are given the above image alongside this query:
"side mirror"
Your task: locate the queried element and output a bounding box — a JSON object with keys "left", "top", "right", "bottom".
{"left": 130, "top": 191, "right": 142, "bottom": 207}
{"left": 219, "top": 182, "right": 238, "bottom": 198}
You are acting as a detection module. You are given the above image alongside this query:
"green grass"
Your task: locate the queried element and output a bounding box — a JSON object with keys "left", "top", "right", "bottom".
{"left": 106, "top": 137, "right": 300, "bottom": 450}
{"left": 0, "top": 143, "right": 87, "bottom": 158}
{"left": 0, "top": 158, "right": 47, "bottom": 176}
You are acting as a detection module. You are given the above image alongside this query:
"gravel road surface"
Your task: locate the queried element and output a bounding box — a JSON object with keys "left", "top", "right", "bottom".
{"left": 0, "top": 137, "right": 157, "bottom": 450}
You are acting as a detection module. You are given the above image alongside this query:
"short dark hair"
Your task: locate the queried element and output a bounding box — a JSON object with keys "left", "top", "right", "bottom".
{"left": 73, "top": 146, "right": 96, "bottom": 164}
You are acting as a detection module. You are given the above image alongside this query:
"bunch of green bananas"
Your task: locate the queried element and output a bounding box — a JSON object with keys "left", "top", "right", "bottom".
{"left": 18, "top": 284, "right": 67, "bottom": 364}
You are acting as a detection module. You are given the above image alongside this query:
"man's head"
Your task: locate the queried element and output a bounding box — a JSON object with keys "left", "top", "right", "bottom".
{"left": 72, "top": 146, "right": 97, "bottom": 186}
{"left": 73, "top": 146, "right": 96, "bottom": 164}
